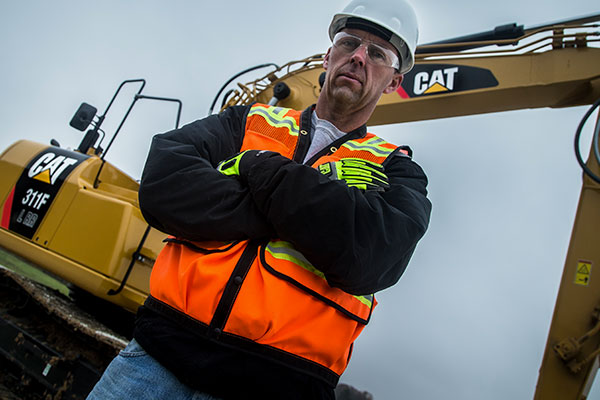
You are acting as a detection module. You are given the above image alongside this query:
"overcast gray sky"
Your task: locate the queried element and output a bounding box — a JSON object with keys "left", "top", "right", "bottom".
{"left": 1, "top": 1, "right": 600, "bottom": 399}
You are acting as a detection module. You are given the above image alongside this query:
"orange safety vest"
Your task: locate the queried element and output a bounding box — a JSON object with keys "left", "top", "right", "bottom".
{"left": 148, "top": 103, "right": 402, "bottom": 385}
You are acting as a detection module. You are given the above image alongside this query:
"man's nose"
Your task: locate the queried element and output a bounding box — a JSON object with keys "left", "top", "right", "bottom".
{"left": 350, "top": 44, "right": 368, "bottom": 66}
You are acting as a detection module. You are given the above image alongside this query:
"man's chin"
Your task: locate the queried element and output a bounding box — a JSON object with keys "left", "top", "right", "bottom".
{"left": 330, "top": 86, "right": 361, "bottom": 106}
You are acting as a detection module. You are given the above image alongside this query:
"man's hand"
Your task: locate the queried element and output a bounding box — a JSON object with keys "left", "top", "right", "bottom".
{"left": 318, "top": 158, "right": 390, "bottom": 192}
{"left": 217, "top": 150, "right": 280, "bottom": 179}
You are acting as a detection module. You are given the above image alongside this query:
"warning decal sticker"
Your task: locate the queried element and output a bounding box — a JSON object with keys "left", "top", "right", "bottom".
{"left": 1, "top": 147, "right": 88, "bottom": 239}
{"left": 574, "top": 260, "right": 592, "bottom": 286}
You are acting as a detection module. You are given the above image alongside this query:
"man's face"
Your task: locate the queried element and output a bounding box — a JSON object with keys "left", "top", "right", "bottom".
{"left": 322, "top": 28, "right": 403, "bottom": 113}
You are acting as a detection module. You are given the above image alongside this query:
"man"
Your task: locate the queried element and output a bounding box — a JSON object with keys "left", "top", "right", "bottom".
{"left": 88, "top": 0, "right": 430, "bottom": 399}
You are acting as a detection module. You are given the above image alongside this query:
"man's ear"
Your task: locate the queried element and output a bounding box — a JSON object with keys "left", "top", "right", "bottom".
{"left": 383, "top": 74, "right": 404, "bottom": 94}
{"left": 323, "top": 48, "right": 331, "bottom": 70}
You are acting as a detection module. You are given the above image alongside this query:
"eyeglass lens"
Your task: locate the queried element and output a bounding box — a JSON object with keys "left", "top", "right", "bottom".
{"left": 333, "top": 33, "right": 399, "bottom": 69}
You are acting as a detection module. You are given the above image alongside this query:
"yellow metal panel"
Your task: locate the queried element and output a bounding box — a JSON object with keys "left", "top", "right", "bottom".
{"left": 0, "top": 140, "right": 166, "bottom": 311}
{"left": 49, "top": 188, "right": 133, "bottom": 277}
{"left": 0, "top": 228, "right": 145, "bottom": 313}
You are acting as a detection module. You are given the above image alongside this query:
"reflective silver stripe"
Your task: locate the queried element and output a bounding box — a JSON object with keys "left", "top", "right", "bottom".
{"left": 266, "top": 241, "right": 325, "bottom": 279}
{"left": 272, "top": 107, "right": 286, "bottom": 115}
{"left": 341, "top": 137, "right": 394, "bottom": 157}
{"left": 360, "top": 294, "right": 374, "bottom": 304}
{"left": 248, "top": 106, "right": 300, "bottom": 136}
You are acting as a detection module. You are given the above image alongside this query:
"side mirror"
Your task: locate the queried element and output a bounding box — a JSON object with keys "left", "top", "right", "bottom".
{"left": 69, "top": 102, "right": 97, "bottom": 131}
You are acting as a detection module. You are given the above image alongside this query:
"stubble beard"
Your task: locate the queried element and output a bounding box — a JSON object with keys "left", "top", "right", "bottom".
{"left": 327, "top": 79, "right": 363, "bottom": 113}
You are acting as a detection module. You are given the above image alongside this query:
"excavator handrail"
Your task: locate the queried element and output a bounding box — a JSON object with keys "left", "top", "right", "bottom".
{"left": 416, "top": 24, "right": 600, "bottom": 58}
{"left": 222, "top": 54, "right": 325, "bottom": 109}
{"left": 416, "top": 13, "right": 600, "bottom": 53}
{"left": 525, "top": 12, "right": 600, "bottom": 33}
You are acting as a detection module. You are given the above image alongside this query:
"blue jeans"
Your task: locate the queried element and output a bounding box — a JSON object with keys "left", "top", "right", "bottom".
{"left": 87, "top": 339, "right": 221, "bottom": 400}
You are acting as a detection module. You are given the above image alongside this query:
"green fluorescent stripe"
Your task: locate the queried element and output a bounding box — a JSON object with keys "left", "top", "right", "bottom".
{"left": 266, "top": 241, "right": 372, "bottom": 308}
{"left": 342, "top": 138, "right": 394, "bottom": 157}
{"left": 249, "top": 107, "right": 299, "bottom": 135}
{"left": 344, "top": 138, "right": 393, "bottom": 155}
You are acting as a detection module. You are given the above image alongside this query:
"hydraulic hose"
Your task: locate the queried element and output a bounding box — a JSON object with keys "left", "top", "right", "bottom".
{"left": 208, "top": 63, "right": 279, "bottom": 116}
{"left": 574, "top": 97, "right": 600, "bottom": 183}
{"left": 592, "top": 101, "right": 600, "bottom": 171}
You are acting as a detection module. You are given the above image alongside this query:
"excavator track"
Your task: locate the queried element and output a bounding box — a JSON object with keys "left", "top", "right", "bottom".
{"left": 0, "top": 249, "right": 131, "bottom": 399}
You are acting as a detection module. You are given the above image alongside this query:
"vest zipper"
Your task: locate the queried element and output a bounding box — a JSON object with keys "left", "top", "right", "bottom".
{"left": 208, "top": 239, "right": 260, "bottom": 338}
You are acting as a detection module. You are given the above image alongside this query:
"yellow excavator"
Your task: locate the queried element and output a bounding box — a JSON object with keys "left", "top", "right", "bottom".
{"left": 0, "top": 13, "right": 599, "bottom": 399}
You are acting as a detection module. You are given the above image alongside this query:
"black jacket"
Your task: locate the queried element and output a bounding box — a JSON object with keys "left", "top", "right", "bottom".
{"left": 139, "top": 104, "right": 431, "bottom": 294}
{"left": 134, "top": 104, "right": 431, "bottom": 399}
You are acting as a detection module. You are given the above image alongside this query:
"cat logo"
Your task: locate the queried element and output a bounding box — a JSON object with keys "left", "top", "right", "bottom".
{"left": 27, "top": 152, "right": 80, "bottom": 185}
{"left": 413, "top": 67, "right": 459, "bottom": 95}
{"left": 398, "top": 64, "right": 499, "bottom": 98}
{"left": 3, "top": 147, "right": 88, "bottom": 239}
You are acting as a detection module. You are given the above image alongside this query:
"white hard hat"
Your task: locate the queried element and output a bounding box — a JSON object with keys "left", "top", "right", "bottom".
{"left": 328, "top": 0, "right": 419, "bottom": 74}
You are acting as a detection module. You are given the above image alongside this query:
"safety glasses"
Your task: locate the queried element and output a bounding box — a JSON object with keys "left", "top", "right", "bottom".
{"left": 332, "top": 31, "right": 400, "bottom": 70}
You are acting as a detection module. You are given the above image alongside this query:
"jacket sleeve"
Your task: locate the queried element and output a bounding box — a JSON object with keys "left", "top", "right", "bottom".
{"left": 138, "top": 105, "right": 277, "bottom": 241}
{"left": 245, "top": 153, "right": 432, "bottom": 295}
